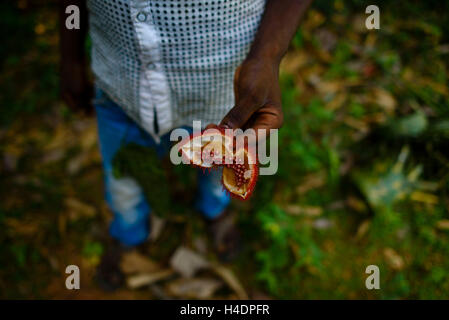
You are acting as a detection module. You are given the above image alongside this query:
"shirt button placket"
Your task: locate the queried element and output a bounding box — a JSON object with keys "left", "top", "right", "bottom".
{"left": 146, "top": 62, "right": 156, "bottom": 70}
{"left": 136, "top": 11, "right": 147, "bottom": 22}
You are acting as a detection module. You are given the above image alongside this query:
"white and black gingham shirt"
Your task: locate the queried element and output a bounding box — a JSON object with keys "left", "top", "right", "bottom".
{"left": 87, "top": 0, "right": 266, "bottom": 137}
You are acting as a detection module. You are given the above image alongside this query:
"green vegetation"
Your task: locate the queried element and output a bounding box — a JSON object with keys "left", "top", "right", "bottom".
{"left": 1, "top": 0, "right": 448, "bottom": 299}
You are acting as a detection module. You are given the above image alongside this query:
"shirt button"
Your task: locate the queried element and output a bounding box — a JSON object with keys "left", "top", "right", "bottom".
{"left": 136, "top": 12, "right": 147, "bottom": 22}
{"left": 146, "top": 62, "right": 156, "bottom": 70}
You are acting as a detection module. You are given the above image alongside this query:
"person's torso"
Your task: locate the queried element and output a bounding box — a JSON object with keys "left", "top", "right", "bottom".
{"left": 87, "top": 0, "right": 266, "bottom": 137}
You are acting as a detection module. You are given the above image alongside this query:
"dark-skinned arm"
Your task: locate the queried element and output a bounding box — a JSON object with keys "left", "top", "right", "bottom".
{"left": 220, "top": 0, "right": 313, "bottom": 133}
{"left": 58, "top": 0, "right": 92, "bottom": 113}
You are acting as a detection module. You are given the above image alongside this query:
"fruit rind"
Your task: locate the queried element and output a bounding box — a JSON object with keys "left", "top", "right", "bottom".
{"left": 178, "top": 128, "right": 259, "bottom": 200}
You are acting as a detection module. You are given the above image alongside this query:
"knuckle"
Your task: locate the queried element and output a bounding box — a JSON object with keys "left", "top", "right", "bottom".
{"left": 276, "top": 113, "right": 284, "bottom": 128}
{"left": 227, "top": 108, "right": 244, "bottom": 125}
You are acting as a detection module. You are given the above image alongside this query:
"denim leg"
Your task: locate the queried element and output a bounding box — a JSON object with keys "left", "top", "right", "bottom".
{"left": 95, "top": 91, "right": 231, "bottom": 240}
{"left": 95, "top": 89, "right": 158, "bottom": 246}
{"left": 196, "top": 167, "right": 231, "bottom": 219}
{"left": 173, "top": 126, "right": 231, "bottom": 219}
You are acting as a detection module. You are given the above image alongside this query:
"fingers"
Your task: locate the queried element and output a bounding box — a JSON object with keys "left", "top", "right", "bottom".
{"left": 205, "top": 123, "right": 220, "bottom": 130}
{"left": 251, "top": 108, "right": 283, "bottom": 132}
{"left": 221, "top": 64, "right": 262, "bottom": 129}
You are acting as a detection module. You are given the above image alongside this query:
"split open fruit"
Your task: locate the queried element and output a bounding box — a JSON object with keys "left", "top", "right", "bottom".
{"left": 179, "top": 129, "right": 258, "bottom": 200}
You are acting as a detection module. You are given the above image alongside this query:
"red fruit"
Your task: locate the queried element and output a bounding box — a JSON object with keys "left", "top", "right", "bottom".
{"left": 222, "top": 147, "right": 258, "bottom": 200}
{"left": 178, "top": 129, "right": 233, "bottom": 168}
{"left": 178, "top": 128, "right": 258, "bottom": 200}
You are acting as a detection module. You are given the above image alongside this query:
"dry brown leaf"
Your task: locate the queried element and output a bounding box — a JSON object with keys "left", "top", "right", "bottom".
{"left": 352, "top": 14, "right": 367, "bottom": 33}
{"left": 211, "top": 264, "right": 248, "bottom": 300}
{"left": 383, "top": 248, "right": 405, "bottom": 271}
{"left": 170, "top": 246, "right": 210, "bottom": 278}
{"left": 296, "top": 171, "right": 326, "bottom": 195}
{"left": 313, "top": 218, "right": 333, "bottom": 230}
{"left": 41, "top": 149, "right": 65, "bottom": 164}
{"left": 344, "top": 116, "right": 369, "bottom": 133}
{"left": 126, "top": 269, "right": 174, "bottom": 289}
{"left": 325, "top": 92, "right": 347, "bottom": 111}
{"left": 79, "top": 124, "right": 98, "bottom": 150}
{"left": 346, "top": 196, "right": 367, "bottom": 213}
{"left": 302, "top": 65, "right": 326, "bottom": 84}
{"left": 193, "top": 237, "right": 208, "bottom": 255}
{"left": 410, "top": 191, "right": 439, "bottom": 205}
{"left": 284, "top": 205, "right": 322, "bottom": 217}
{"left": 415, "top": 78, "right": 449, "bottom": 96}
{"left": 166, "top": 277, "right": 223, "bottom": 299}
{"left": 280, "top": 51, "right": 309, "bottom": 75}
{"left": 315, "top": 28, "right": 338, "bottom": 52}
{"left": 65, "top": 198, "right": 96, "bottom": 221}
{"left": 5, "top": 218, "right": 39, "bottom": 236}
{"left": 316, "top": 80, "right": 343, "bottom": 95}
{"left": 44, "top": 125, "right": 73, "bottom": 151}
{"left": 354, "top": 220, "right": 371, "bottom": 241}
{"left": 435, "top": 220, "right": 449, "bottom": 231}
{"left": 120, "top": 250, "right": 160, "bottom": 275}
{"left": 303, "top": 9, "right": 325, "bottom": 30}
{"left": 66, "top": 152, "right": 91, "bottom": 175}
{"left": 364, "top": 33, "right": 377, "bottom": 48}
{"left": 315, "top": 48, "right": 333, "bottom": 63}
{"left": 149, "top": 215, "right": 165, "bottom": 242}
{"left": 371, "top": 88, "right": 397, "bottom": 114}
{"left": 363, "top": 112, "right": 387, "bottom": 124}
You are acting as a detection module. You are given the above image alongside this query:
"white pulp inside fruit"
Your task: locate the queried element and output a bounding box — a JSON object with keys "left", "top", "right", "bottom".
{"left": 181, "top": 133, "right": 232, "bottom": 168}
{"left": 222, "top": 149, "right": 255, "bottom": 198}
{"left": 181, "top": 132, "right": 256, "bottom": 199}
{"left": 223, "top": 167, "right": 251, "bottom": 198}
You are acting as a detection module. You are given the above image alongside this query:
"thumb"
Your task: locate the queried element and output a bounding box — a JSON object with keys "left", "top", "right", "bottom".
{"left": 221, "top": 66, "right": 259, "bottom": 129}
{"left": 220, "top": 98, "right": 258, "bottom": 129}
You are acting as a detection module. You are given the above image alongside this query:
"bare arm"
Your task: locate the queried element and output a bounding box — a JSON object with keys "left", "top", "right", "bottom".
{"left": 220, "top": 0, "right": 313, "bottom": 132}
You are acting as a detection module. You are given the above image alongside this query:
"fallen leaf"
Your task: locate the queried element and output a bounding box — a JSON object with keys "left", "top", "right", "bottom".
{"left": 284, "top": 205, "right": 323, "bottom": 217}
{"left": 66, "top": 152, "right": 91, "bottom": 175}
{"left": 436, "top": 220, "right": 449, "bottom": 231}
{"left": 303, "top": 9, "right": 326, "bottom": 30}
{"left": 344, "top": 116, "right": 369, "bottom": 133}
{"left": 315, "top": 28, "right": 337, "bottom": 52}
{"left": 313, "top": 218, "right": 334, "bottom": 230}
{"left": 346, "top": 196, "right": 367, "bottom": 213}
{"left": 325, "top": 92, "right": 347, "bottom": 111}
{"left": 354, "top": 220, "right": 371, "bottom": 241}
{"left": 65, "top": 198, "right": 96, "bottom": 221}
{"left": 296, "top": 171, "right": 326, "bottom": 195}
{"left": 79, "top": 124, "right": 98, "bottom": 150}
{"left": 193, "top": 237, "right": 208, "bottom": 255}
{"left": 44, "top": 125, "right": 73, "bottom": 151}
{"left": 149, "top": 215, "right": 165, "bottom": 242}
{"left": 120, "top": 250, "right": 160, "bottom": 275}
{"left": 170, "top": 246, "right": 210, "bottom": 278}
{"left": 5, "top": 218, "right": 39, "bottom": 236}
{"left": 127, "top": 269, "right": 174, "bottom": 289}
{"left": 41, "top": 149, "right": 65, "bottom": 164}
{"left": 166, "top": 277, "right": 223, "bottom": 299}
{"left": 211, "top": 264, "right": 248, "bottom": 300}
{"left": 280, "top": 51, "right": 309, "bottom": 75}
{"left": 383, "top": 248, "right": 405, "bottom": 271}
{"left": 410, "top": 191, "right": 439, "bottom": 204}
{"left": 371, "top": 88, "right": 397, "bottom": 114}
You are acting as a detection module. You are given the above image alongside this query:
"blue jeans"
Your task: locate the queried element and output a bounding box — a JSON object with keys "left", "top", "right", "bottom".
{"left": 94, "top": 88, "right": 230, "bottom": 246}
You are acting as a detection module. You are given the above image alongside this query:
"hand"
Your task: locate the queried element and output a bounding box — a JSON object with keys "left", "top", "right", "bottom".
{"left": 60, "top": 60, "right": 93, "bottom": 115}
{"left": 220, "top": 57, "right": 283, "bottom": 135}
